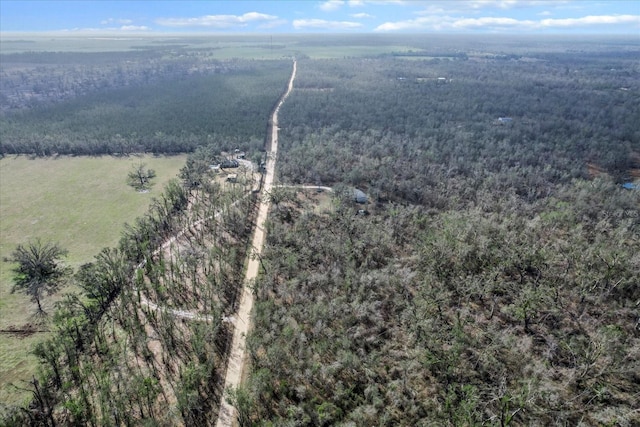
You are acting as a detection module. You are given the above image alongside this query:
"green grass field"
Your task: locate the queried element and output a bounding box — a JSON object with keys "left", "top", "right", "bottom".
{"left": 0, "top": 154, "right": 186, "bottom": 407}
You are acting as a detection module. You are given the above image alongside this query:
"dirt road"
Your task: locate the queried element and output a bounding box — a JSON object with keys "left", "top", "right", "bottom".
{"left": 215, "top": 59, "right": 297, "bottom": 427}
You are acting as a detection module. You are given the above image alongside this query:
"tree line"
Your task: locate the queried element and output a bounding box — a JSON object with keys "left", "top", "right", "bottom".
{"left": 0, "top": 46, "right": 240, "bottom": 112}
{"left": 0, "top": 59, "right": 291, "bottom": 156}
{"left": 2, "top": 153, "right": 261, "bottom": 424}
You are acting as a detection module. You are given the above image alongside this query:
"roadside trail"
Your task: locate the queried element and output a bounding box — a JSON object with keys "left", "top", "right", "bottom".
{"left": 136, "top": 195, "right": 249, "bottom": 321}
{"left": 215, "top": 59, "right": 297, "bottom": 427}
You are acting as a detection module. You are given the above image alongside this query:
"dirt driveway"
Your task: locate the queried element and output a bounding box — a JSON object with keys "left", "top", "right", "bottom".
{"left": 216, "top": 59, "right": 297, "bottom": 427}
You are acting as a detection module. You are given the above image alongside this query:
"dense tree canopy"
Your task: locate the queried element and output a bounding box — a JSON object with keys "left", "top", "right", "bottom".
{"left": 0, "top": 59, "right": 291, "bottom": 156}
{"left": 240, "top": 42, "right": 640, "bottom": 426}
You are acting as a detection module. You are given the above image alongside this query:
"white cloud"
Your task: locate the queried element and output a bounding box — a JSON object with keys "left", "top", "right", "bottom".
{"left": 414, "top": 6, "right": 448, "bottom": 16}
{"left": 319, "top": 0, "right": 345, "bottom": 11}
{"left": 412, "top": 1, "right": 555, "bottom": 17}
{"left": 540, "top": 14, "right": 640, "bottom": 27}
{"left": 293, "top": 18, "right": 363, "bottom": 29}
{"left": 119, "top": 25, "right": 150, "bottom": 31}
{"left": 375, "top": 15, "right": 444, "bottom": 31}
{"left": 351, "top": 12, "right": 374, "bottom": 19}
{"left": 453, "top": 16, "right": 534, "bottom": 28}
{"left": 413, "top": 0, "right": 572, "bottom": 14}
{"left": 538, "top": 10, "right": 552, "bottom": 16}
{"left": 468, "top": 0, "right": 516, "bottom": 9}
{"left": 156, "top": 12, "right": 278, "bottom": 28}
{"left": 101, "top": 18, "right": 133, "bottom": 25}
{"left": 321, "top": 0, "right": 404, "bottom": 9}
{"left": 468, "top": 0, "right": 570, "bottom": 9}
{"left": 376, "top": 13, "right": 640, "bottom": 31}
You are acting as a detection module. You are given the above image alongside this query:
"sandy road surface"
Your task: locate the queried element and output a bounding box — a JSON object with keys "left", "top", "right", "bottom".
{"left": 215, "top": 59, "right": 297, "bottom": 427}
{"left": 276, "top": 184, "right": 334, "bottom": 193}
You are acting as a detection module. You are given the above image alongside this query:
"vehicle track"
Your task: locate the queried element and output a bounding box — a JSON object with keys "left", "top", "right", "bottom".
{"left": 136, "top": 194, "right": 249, "bottom": 321}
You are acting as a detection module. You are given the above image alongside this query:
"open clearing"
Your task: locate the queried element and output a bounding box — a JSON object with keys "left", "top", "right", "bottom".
{"left": 0, "top": 154, "right": 185, "bottom": 407}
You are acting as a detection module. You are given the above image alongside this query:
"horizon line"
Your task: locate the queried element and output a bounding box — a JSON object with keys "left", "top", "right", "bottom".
{"left": 2, "top": 31, "right": 639, "bottom": 37}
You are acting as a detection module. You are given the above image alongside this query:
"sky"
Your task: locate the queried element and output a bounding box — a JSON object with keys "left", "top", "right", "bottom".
{"left": 1, "top": 0, "right": 639, "bottom": 35}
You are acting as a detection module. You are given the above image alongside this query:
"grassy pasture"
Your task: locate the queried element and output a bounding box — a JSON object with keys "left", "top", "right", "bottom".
{"left": 0, "top": 154, "right": 185, "bottom": 407}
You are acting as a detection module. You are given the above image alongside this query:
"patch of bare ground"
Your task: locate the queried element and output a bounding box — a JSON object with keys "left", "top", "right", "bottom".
{"left": 586, "top": 162, "right": 608, "bottom": 179}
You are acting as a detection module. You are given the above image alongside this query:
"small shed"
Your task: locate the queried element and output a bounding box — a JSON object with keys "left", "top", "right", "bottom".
{"left": 498, "top": 117, "right": 513, "bottom": 124}
{"left": 354, "top": 189, "right": 368, "bottom": 204}
{"left": 226, "top": 174, "right": 237, "bottom": 183}
{"left": 622, "top": 182, "right": 636, "bottom": 190}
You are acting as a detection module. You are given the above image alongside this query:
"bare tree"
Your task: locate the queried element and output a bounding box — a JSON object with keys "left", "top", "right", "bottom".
{"left": 127, "top": 162, "right": 156, "bottom": 192}
{"left": 9, "top": 240, "right": 71, "bottom": 317}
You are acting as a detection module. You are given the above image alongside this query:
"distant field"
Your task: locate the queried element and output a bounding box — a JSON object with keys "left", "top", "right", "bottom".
{"left": 2, "top": 34, "right": 635, "bottom": 60}
{"left": 0, "top": 154, "right": 186, "bottom": 407}
{"left": 0, "top": 34, "right": 416, "bottom": 59}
